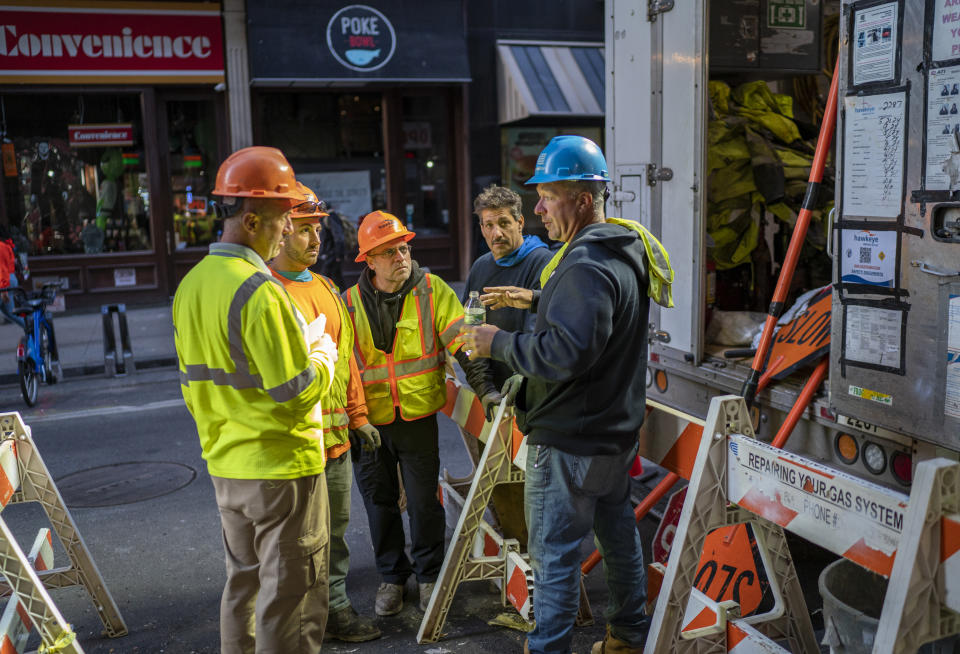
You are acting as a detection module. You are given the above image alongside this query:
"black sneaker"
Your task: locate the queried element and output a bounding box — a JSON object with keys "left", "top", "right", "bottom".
{"left": 325, "top": 605, "right": 381, "bottom": 642}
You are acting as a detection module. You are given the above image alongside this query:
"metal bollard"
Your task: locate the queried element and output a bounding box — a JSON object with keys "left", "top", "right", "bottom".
{"left": 101, "top": 304, "right": 135, "bottom": 376}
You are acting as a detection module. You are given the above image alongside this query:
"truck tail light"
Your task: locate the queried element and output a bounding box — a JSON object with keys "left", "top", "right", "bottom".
{"left": 862, "top": 442, "right": 887, "bottom": 475}
{"left": 890, "top": 451, "right": 912, "bottom": 486}
{"left": 835, "top": 433, "right": 858, "bottom": 464}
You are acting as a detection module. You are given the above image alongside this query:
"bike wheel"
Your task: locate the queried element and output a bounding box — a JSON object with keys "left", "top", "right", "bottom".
{"left": 19, "top": 359, "right": 38, "bottom": 407}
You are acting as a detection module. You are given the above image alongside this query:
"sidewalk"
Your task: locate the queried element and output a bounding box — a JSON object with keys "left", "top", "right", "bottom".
{"left": 0, "top": 303, "right": 177, "bottom": 385}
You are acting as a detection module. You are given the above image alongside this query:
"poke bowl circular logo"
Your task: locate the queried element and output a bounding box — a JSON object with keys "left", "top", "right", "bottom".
{"left": 326, "top": 5, "right": 397, "bottom": 72}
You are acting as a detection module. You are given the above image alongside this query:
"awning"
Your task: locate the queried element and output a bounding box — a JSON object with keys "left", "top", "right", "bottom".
{"left": 248, "top": 2, "right": 470, "bottom": 86}
{"left": 496, "top": 40, "right": 604, "bottom": 124}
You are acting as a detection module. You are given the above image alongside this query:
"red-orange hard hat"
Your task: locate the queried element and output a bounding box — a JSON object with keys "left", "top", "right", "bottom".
{"left": 355, "top": 210, "right": 415, "bottom": 262}
{"left": 288, "top": 182, "right": 330, "bottom": 221}
{"left": 212, "top": 146, "right": 301, "bottom": 200}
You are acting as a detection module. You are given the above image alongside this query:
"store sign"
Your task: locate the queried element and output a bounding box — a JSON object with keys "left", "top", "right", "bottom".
{"left": 403, "top": 121, "right": 432, "bottom": 149}
{"left": 0, "top": 2, "right": 224, "bottom": 84}
{"left": 68, "top": 123, "right": 133, "bottom": 148}
{"left": 326, "top": 5, "right": 396, "bottom": 72}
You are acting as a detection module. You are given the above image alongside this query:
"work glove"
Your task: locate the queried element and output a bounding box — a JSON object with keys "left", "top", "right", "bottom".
{"left": 500, "top": 374, "right": 523, "bottom": 407}
{"left": 308, "top": 332, "right": 338, "bottom": 390}
{"left": 481, "top": 391, "right": 503, "bottom": 422}
{"left": 355, "top": 423, "right": 381, "bottom": 452}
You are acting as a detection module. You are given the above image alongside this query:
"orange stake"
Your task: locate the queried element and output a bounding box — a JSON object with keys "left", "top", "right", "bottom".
{"left": 742, "top": 59, "right": 839, "bottom": 406}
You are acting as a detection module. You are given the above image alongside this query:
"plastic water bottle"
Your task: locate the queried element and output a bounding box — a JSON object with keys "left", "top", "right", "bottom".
{"left": 464, "top": 291, "right": 485, "bottom": 326}
{"left": 463, "top": 291, "right": 485, "bottom": 356}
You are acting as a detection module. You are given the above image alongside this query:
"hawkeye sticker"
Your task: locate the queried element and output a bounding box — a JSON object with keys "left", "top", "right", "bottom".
{"left": 326, "top": 5, "right": 397, "bottom": 72}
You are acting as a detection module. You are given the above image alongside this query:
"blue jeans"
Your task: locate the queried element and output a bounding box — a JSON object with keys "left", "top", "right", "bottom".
{"left": 525, "top": 443, "right": 648, "bottom": 654}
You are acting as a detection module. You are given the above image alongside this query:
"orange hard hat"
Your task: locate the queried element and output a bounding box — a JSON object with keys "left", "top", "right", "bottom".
{"left": 355, "top": 210, "right": 415, "bottom": 262}
{"left": 289, "top": 182, "right": 330, "bottom": 221}
{"left": 212, "top": 146, "right": 301, "bottom": 200}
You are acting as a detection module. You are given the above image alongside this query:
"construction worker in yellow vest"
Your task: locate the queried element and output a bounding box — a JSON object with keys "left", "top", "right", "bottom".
{"left": 269, "top": 182, "right": 382, "bottom": 643}
{"left": 173, "top": 146, "right": 339, "bottom": 653}
{"left": 343, "top": 210, "right": 500, "bottom": 616}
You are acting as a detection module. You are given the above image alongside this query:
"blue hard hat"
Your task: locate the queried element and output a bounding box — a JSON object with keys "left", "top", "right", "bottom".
{"left": 525, "top": 135, "right": 611, "bottom": 185}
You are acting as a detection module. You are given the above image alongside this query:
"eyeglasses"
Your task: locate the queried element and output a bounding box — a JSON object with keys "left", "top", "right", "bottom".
{"left": 369, "top": 244, "right": 411, "bottom": 259}
{"left": 289, "top": 199, "right": 328, "bottom": 217}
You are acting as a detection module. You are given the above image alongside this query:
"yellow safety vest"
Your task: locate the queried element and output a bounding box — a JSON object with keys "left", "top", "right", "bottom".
{"left": 174, "top": 243, "right": 330, "bottom": 480}
{"left": 539, "top": 217, "right": 675, "bottom": 308}
{"left": 344, "top": 273, "right": 464, "bottom": 425}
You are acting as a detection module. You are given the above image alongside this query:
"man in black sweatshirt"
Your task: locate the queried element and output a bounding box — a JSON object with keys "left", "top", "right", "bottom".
{"left": 461, "top": 136, "right": 673, "bottom": 654}
{"left": 343, "top": 211, "right": 500, "bottom": 618}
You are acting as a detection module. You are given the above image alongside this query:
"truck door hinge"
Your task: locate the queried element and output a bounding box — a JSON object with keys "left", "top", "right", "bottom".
{"left": 648, "top": 0, "right": 674, "bottom": 22}
{"left": 646, "top": 164, "right": 673, "bottom": 186}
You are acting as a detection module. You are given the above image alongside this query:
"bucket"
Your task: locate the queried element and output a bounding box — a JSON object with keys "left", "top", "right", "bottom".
{"left": 818, "top": 558, "right": 887, "bottom": 654}
{"left": 819, "top": 558, "right": 960, "bottom": 654}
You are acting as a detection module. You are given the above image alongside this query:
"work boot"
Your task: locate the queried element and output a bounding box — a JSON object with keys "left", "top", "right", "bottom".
{"left": 591, "top": 625, "right": 644, "bottom": 654}
{"left": 418, "top": 581, "right": 436, "bottom": 611}
{"left": 325, "top": 605, "right": 382, "bottom": 642}
{"left": 375, "top": 582, "right": 404, "bottom": 616}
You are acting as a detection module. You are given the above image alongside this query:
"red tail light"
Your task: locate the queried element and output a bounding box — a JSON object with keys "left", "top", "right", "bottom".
{"left": 891, "top": 451, "right": 912, "bottom": 485}
{"left": 16, "top": 343, "right": 24, "bottom": 358}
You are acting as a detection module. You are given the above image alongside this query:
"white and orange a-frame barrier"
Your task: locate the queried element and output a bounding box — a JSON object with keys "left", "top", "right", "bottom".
{"left": 0, "top": 412, "right": 126, "bottom": 654}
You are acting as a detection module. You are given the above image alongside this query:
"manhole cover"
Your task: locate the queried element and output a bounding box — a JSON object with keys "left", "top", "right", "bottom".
{"left": 57, "top": 462, "right": 196, "bottom": 508}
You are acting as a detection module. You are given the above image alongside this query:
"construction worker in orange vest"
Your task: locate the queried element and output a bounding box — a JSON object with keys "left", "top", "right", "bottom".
{"left": 268, "top": 183, "right": 382, "bottom": 643}
{"left": 174, "top": 146, "right": 338, "bottom": 653}
{"left": 343, "top": 210, "right": 501, "bottom": 616}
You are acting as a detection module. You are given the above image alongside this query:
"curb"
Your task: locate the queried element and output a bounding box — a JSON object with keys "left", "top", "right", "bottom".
{"left": 0, "top": 356, "right": 179, "bottom": 387}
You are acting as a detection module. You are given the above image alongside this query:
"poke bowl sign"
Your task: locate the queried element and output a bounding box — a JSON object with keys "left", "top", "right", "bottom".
{"left": 326, "top": 5, "right": 396, "bottom": 72}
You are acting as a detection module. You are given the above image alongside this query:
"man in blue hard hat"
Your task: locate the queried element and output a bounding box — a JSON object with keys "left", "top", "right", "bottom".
{"left": 459, "top": 135, "right": 674, "bottom": 654}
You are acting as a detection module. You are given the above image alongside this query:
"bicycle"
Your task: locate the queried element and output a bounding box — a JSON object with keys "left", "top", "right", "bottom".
{"left": 9, "top": 283, "right": 62, "bottom": 406}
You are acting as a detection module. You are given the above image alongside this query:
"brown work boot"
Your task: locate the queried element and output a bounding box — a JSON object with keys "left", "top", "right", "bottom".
{"left": 591, "top": 625, "right": 644, "bottom": 653}
{"left": 418, "top": 581, "right": 436, "bottom": 611}
{"left": 325, "top": 605, "right": 382, "bottom": 642}
{"left": 375, "top": 582, "right": 404, "bottom": 616}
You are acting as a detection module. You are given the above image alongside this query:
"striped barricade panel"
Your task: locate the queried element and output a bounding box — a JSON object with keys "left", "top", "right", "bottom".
{"left": 727, "top": 433, "right": 907, "bottom": 577}
{"left": 637, "top": 400, "right": 704, "bottom": 480}
{"left": 0, "top": 528, "right": 53, "bottom": 654}
{"left": 725, "top": 620, "right": 791, "bottom": 654}
{"left": 944, "top": 513, "right": 960, "bottom": 614}
{"left": 442, "top": 379, "right": 528, "bottom": 469}
{"left": 505, "top": 549, "right": 533, "bottom": 622}
{"left": 0, "top": 442, "right": 19, "bottom": 510}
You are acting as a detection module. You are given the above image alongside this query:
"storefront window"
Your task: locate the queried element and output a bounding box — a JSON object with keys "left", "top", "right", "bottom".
{"left": 1, "top": 93, "right": 151, "bottom": 256}
{"left": 167, "top": 100, "right": 219, "bottom": 249}
{"left": 255, "top": 91, "right": 385, "bottom": 229}
{"left": 400, "top": 93, "right": 450, "bottom": 235}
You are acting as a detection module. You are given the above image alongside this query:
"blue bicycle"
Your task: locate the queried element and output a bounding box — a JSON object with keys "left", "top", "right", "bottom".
{"left": 9, "top": 283, "right": 62, "bottom": 406}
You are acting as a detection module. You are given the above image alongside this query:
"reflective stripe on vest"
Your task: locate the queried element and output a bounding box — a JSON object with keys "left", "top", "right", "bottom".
{"left": 179, "top": 271, "right": 316, "bottom": 403}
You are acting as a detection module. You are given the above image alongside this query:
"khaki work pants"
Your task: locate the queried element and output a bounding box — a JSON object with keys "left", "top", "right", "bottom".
{"left": 212, "top": 473, "right": 330, "bottom": 654}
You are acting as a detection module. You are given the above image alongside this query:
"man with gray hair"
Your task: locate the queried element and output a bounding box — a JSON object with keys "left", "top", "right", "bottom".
{"left": 462, "top": 184, "right": 552, "bottom": 388}
{"left": 459, "top": 135, "right": 675, "bottom": 654}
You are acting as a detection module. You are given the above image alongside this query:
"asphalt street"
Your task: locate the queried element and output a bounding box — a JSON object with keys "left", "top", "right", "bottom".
{"left": 0, "top": 367, "right": 636, "bottom": 653}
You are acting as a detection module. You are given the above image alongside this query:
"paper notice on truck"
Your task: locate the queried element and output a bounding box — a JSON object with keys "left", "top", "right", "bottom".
{"left": 852, "top": 2, "right": 898, "bottom": 86}
{"left": 925, "top": 66, "right": 960, "bottom": 190}
{"left": 844, "top": 304, "right": 902, "bottom": 369}
{"left": 842, "top": 91, "right": 905, "bottom": 218}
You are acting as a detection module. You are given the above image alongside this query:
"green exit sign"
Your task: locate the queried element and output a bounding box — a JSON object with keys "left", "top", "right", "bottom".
{"left": 768, "top": 0, "right": 806, "bottom": 29}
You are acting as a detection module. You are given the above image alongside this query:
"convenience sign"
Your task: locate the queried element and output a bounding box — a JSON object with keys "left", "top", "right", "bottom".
{"left": 727, "top": 433, "right": 908, "bottom": 576}
{"left": 68, "top": 123, "right": 132, "bottom": 147}
{"left": 0, "top": 1, "right": 224, "bottom": 84}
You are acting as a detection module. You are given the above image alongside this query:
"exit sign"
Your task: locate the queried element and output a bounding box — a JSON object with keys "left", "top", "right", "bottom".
{"left": 768, "top": 0, "right": 806, "bottom": 29}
